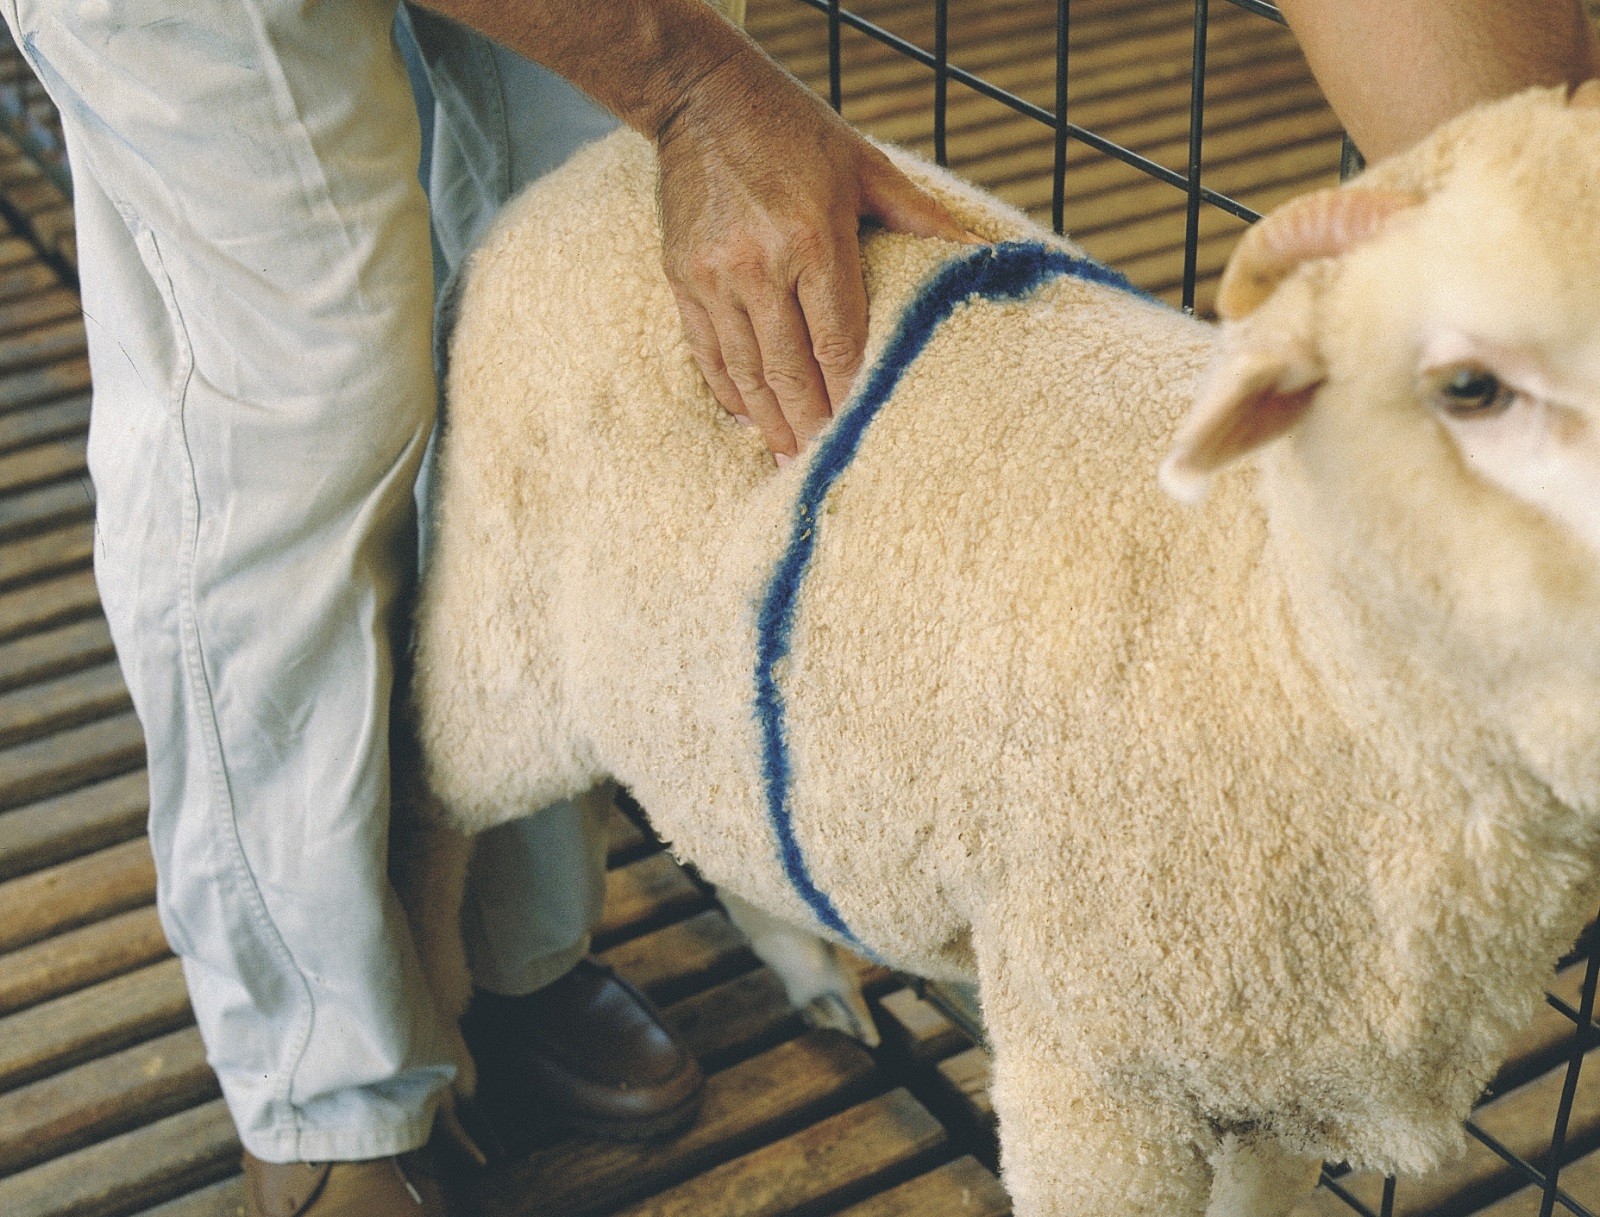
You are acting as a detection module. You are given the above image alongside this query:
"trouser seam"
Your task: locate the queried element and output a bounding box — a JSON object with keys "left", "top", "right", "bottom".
{"left": 145, "top": 213, "right": 319, "bottom": 1151}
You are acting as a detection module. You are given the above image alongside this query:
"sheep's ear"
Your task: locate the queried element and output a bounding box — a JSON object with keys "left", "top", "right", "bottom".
{"left": 1160, "top": 185, "right": 1423, "bottom": 503}
{"left": 1159, "top": 303, "right": 1323, "bottom": 503}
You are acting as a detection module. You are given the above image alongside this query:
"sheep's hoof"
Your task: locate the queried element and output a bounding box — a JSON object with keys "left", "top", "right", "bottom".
{"left": 803, "top": 991, "right": 882, "bottom": 1047}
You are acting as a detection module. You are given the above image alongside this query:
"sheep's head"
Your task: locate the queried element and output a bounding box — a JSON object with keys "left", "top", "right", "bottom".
{"left": 1163, "top": 83, "right": 1600, "bottom": 814}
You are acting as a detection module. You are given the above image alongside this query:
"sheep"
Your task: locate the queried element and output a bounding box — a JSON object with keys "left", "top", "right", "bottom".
{"left": 398, "top": 81, "right": 1600, "bottom": 1217}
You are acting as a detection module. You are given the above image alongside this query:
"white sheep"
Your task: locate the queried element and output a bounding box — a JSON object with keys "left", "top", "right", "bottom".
{"left": 398, "top": 82, "right": 1600, "bottom": 1217}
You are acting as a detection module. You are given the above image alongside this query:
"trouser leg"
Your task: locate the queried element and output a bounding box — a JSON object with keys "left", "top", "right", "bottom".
{"left": 403, "top": 8, "right": 618, "bottom": 997}
{"left": 4, "top": 0, "right": 456, "bottom": 1161}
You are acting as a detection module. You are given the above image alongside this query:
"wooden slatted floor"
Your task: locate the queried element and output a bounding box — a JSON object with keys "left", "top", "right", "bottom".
{"left": 0, "top": 2, "right": 1597, "bottom": 1214}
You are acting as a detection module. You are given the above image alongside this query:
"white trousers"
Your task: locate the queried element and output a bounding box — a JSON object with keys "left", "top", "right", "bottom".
{"left": 0, "top": 0, "right": 623, "bottom": 1163}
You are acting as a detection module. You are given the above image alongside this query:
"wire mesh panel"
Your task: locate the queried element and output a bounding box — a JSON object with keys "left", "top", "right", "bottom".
{"left": 742, "top": 2, "right": 1600, "bottom": 1213}
{"left": 752, "top": 0, "right": 1347, "bottom": 314}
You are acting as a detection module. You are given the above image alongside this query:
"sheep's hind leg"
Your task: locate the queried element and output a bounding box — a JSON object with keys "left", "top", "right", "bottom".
{"left": 718, "top": 891, "right": 880, "bottom": 1046}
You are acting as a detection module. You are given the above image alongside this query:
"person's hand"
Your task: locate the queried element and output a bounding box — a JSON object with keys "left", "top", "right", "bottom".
{"left": 656, "top": 54, "right": 975, "bottom": 462}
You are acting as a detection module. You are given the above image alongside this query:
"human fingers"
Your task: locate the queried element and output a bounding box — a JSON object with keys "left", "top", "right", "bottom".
{"left": 710, "top": 300, "right": 800, "bottom": 459}
{"left": 744, "top": 282, "right": 835, "bottom": 449}
{"left": 861, "top": 155, "right": 981, "bottom": 243}
{"left": 673, "top": 287, "right": 752, "bottom": 422}
{"left": 793, "top": 228, "right": 869, "bottom": 411}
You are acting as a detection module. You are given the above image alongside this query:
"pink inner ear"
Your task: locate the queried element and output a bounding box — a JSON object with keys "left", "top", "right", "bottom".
{"left": 1161, "top": 370, "right": 1321, "bottom": 502}
{"left": 1183, "top": 382, "right": 1319, "bottom": 475}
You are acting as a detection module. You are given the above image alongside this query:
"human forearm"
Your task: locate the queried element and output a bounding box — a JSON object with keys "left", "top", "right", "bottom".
{"left": 410, "top": 0, "right": 756, "bottom": 138}
{"left": 410, "top": 0, "right": 971, "bottom": 462}
{"left": 1279, "top": 0, "right": 1599, "bottom": 161}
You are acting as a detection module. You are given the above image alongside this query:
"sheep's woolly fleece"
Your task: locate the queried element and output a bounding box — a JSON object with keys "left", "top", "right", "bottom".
{"left": 409, "top": 89, "right": 1600, "bottom": 1217}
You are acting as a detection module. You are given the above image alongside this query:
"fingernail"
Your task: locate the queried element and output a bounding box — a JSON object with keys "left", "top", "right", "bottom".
{"left": 775, "top": 452, "right": 792, "bottom": 468}
{"left": 733, "top": 414, "right": 754, "bottom": 427}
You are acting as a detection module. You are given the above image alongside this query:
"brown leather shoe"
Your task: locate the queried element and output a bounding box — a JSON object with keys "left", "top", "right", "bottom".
{"left": 241, "top": 1145, "right": 450, "bottom": 1217}
{"left": 462, "top": 956, "right": 705, "bottom": 1143}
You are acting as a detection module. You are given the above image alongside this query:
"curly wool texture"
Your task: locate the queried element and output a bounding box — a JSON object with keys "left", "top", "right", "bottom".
{"left": 410, "top": 89, "right": 1600, "bottom": 1217}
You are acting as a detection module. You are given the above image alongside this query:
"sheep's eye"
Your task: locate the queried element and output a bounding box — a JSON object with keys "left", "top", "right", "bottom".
{"left": 1427, "top": 363, "right": 1515, "bottom": 418}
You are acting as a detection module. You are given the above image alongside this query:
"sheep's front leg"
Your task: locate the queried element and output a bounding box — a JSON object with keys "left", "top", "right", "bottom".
{"left": 979, "top": 952, "right": 1212, "bottom": 1216}
{"left": 988, "top": 1049, "right": 1213, "bottom": 1217}
{"left": 1205, "top": 1136, "right": 1322, "bottom": 1217}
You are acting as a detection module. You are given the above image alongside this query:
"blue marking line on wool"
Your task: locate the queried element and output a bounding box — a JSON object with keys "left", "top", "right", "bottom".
{"left": 753, "top": 240, "right": 1150, "bottom": 945}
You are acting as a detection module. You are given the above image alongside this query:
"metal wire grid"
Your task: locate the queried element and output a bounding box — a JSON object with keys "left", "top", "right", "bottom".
{"left": 801, "top": 0, "right": 1289, "bottom": 311}
{"left": 800, "top": 2, "right": 1599, "bottom": 1211}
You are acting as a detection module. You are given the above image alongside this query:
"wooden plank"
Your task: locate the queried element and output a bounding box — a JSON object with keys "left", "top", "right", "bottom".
{"left": 854, "top": 18, "right": 1296, "bottom": 147}
{"left": 0, "top": 956, "right": 190, "bottom": 1092}
{"left": 0, "top": 476, "right": 93, "bottom": 544}
{"left": 4, "top": 175, "right": 64, "bottom": 218}
{"left": 0, "top": 262, "right": 60, "bottom": 302}
{"left": 605, "top": 801, "right": 652, "bottom": 862}
{"left": 1080, "top": 171, "right": 1307, "bottom": 267}
{"left": 0, "top": 354, "right": 91, "bottom": 415}
{"left": 0, "top": 562, "right": 100, "bottom": 639}
{"left": 0, "top": 833, "right": 154, "bottom": 952}
{"left": 0, "top": 614, "right": 116, "bottom": 696}
{"left": 841, "top": 944, "right": 900, "bottom": 1001}
{"left": 0, "top": 1097, "right": 238, "bottom": 1217}
{"left": 0, "top": 391, "right": 87, "bottom": 455}
{"left": 0, "top": 1027, "right": 216, "bottom": 1174}
{"left": 130, "top": 1177, "right": 245, "bottom": 1217}
{"left": 0, "top": 316, "right": 85, "bottom": 376}
{"left": 937, "top": 63, "right": 1324, "bottom": 193}
{"left": 777, "top": 0, "right": 1234, "bottom": 99}
{"left": 0, "top": 768, "right": 147, "bottom": 882}
{"left": 1478, "top": 1141, "right": 1600, "bottom": 1215}
{"left": 937, "top": 1047, "right": 996, "bottom": 1128}
{"left": 1488, "top": 961, "right": 1600, "bottom": 1098}
{"left": 831, "top": 30, "right": 1289, "bottom": 151}
{"left": 0, "top": 154, "right": 46, "bottom": 191}
{"left": 594, "top": 850, "right": 709, "bottom": 946}
{"left": 834, "top": 1155, "right": 1012, "bottom": 1217}
{"left": 0, "top": 659, "right": 130, "bottom": 750}
{"left": 838, "top": 6, "right": 1280, "bottom": 134}
{"left": 0, "top": 285, "right": 75, "bottom": 338}
{"left": 469, "top": 1030, "right": 879, "bottom": 1217}
{"left": 0, "top": 235, "right": 37, "bottom": 271}
{"left": 0, "top": 708, "right": 146, "bottom": 811}
{"left": 610, "top": 1089, "right": 947, "bottom": 1217}
{"left": 999, "top": 108, "right": 1342, "bottom": 217}
{"left": 0, "top": 517, "right": 93, "bottom": 591}
{"left": 600, "top": 908, "right": 757, "bottom": 1005}
{"left": 50, "top": 228, "right": 76, "bottom": 272}
{"left": 663, "top": 966, "right": 804, "bottom": 1069}
{"left": 0, "top": 432, "right": 86, "bottom": 494}
{"left": 877, "top": 988, "right": 971, "bottom": 1064}
{"left": 0, "top": 902, "right": 171, "bottom": 1015}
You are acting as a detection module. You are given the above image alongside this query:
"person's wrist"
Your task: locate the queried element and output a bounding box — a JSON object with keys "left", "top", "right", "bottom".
{"left": 617, "top": 1, "right": 760, "bottom": 140}
{"left": 647, "top": 47, "right": 748, "bottom": 147}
